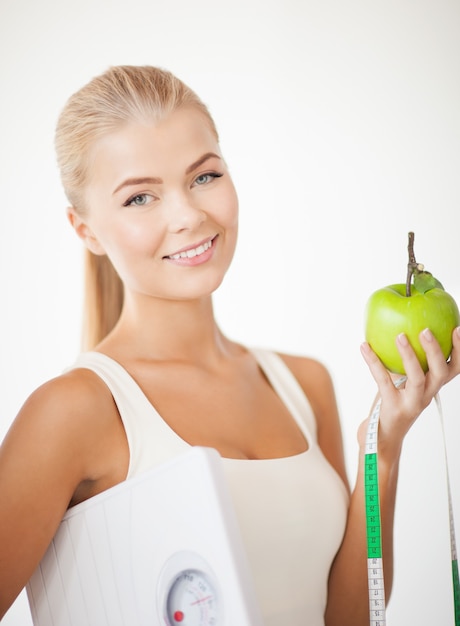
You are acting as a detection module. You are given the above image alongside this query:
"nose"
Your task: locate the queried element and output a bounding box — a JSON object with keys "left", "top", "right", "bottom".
{"left": 166, "top": 192, "right": 206, "bottom": 233}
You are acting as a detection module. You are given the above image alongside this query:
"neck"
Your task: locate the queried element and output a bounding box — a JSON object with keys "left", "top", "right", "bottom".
{"left": 98, "top": 291, "right": 232, "bottom": 365}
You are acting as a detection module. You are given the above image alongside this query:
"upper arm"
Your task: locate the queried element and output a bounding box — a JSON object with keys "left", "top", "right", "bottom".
{"left": 0, "top": 370, "right": 126, "bottom": 618}
{"left": 280, "top": 354, "right": 350, "bottom": 492}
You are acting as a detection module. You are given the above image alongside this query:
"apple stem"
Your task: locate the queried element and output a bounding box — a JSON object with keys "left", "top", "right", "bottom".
{"left": 406, "top": 231, "right": 417, "bottom": 297}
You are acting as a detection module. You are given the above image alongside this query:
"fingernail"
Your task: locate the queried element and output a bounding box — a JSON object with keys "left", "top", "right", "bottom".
{"left": 422, "top": 328, "right": 433, "bottom": 342}
{"left": 360, "top": 342, "right": 371, "bottom": 355}
{"left": 397, "top": 333, "right": 409, "bottom": 347}
{"left": 456, "top": 326, "right": 460, "bottom": 338}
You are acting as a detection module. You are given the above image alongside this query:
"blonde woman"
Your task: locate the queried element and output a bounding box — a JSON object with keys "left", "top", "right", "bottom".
{"left": 1, "top": 65, "right": 459, "bottom": 625}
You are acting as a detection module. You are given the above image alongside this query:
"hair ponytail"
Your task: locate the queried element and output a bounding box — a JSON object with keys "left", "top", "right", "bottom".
{"left": 82, "top": 251, "right": 124, "bottom": 350}
{"left": 55, "top": 65, "right": 218, "bottom": 350}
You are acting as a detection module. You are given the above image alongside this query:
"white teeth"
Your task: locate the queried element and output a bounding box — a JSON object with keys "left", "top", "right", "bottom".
{"left": 169, "top": 239, "right": 212, "bottom": 260}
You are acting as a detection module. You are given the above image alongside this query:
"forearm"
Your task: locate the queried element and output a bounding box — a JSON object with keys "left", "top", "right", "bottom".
{"left": 325, "top": 446, "right": 401, "bottom": 626}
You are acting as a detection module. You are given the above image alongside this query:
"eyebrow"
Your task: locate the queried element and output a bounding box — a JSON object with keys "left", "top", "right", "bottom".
{"left": 113, "top": 152, "right": 221, "bottom": 195}
{"left": 113, "top": 176, "right": 162, "bottom": 194}
{"left": 185, "top": 152, "right": 221, "bottom": 174}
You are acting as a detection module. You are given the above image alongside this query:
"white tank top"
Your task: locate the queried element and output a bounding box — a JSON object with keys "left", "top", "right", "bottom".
{"left": 71, "top": 348, "right": 349, "bottom": 626}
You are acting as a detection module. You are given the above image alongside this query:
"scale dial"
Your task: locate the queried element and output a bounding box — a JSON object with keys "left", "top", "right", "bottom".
{"left": 166, "top": 568, "right": 218, "bottom": 625}
{"left": 158, "top": 552, "right": 222, "bottom": 626}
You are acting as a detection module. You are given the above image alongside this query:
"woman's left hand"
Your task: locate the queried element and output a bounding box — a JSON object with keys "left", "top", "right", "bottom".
{"left": 360, "top": 326, "right": 460, "bottom": 455}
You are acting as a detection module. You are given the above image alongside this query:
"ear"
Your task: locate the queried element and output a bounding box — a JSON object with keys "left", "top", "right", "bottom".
{"left": 66, "top": 207, "right": 106, "bottom": 256}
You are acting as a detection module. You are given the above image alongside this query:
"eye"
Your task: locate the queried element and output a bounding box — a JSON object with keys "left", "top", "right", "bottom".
{"left": 193, "top": 172, "right": 223, "bottom": 186}
{"left": 123, "top": 193, "right": 154, "bottom": 207}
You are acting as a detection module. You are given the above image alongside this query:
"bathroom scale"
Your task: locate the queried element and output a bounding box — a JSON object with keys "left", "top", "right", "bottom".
{"left": 26, "top": 447, "right": 263, "bottom": 625}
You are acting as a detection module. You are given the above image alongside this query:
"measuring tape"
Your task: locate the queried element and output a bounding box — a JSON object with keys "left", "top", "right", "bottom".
{"left": 364, "top": 385, "right": 460, "bottom": 625}
{"left": 436, "top": 394, "right": 460, "bottom": 626}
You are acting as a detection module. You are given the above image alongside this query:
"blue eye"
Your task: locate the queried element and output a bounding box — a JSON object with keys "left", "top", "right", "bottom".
{"left": 124, "top": 193, "right": 152, "bottom": 207}
{"left": 194, "top": 172, "right": 223, "bottom": 186}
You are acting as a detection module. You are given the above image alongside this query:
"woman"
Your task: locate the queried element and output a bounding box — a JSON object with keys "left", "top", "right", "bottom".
{"left": 0, "top": 65, "right": 458, "bottom": 625}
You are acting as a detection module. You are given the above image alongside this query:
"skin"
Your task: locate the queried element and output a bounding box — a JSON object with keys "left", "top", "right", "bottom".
{"left": 1, "top": 106, "right": 460, "bottom": 624}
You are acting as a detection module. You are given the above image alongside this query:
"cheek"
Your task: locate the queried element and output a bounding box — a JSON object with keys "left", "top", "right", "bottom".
{"left": 218, "top": 188, "right": 239, "bottom": 263}
{"left": 96, "top": 217, "right": 164, "bottom": 263}
{"left": 117, "top": 221, "right": 157, "bottom": 248}
{"left": 218, "top": 183, "right": 239, "bottom": 229}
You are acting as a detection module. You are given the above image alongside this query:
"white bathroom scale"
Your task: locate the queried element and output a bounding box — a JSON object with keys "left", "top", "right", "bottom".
{"left": 26, "top": 447, "right": 263, "bottom": 626}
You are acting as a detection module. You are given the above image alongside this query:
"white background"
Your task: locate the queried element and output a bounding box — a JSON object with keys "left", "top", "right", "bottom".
{"left": 1, "top": 0, "right": 459, "bottom": 624}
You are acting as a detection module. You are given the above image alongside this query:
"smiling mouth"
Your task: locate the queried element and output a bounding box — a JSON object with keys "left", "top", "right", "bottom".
{"left": 165, "top": 236, "right": 216, "bottom": 260}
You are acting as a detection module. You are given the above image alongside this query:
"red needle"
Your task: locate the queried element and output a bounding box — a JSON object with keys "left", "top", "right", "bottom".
{"left": 191, "top": 595, "right": 212, "bottom": 606}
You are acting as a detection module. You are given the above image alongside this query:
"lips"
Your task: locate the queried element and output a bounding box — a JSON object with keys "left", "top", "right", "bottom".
{"left": 164, "top": 236, "right": 216, "bottom": 260}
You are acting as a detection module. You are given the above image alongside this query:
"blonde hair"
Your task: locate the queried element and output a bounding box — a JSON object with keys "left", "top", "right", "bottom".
{"left": 55, "top": 65, "right": 218, "bottom": 350}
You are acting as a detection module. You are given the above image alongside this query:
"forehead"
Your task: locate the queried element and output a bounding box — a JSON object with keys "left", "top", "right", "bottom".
{"left": 86, "top": 107, "right": 220, "bottom": 190}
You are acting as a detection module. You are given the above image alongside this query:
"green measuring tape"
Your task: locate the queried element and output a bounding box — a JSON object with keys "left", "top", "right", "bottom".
{"left": 364, "top": 387, "right": 460, "bottom": 625}
{"left": 364, "top": 396, "right": 386, "bottom": 626}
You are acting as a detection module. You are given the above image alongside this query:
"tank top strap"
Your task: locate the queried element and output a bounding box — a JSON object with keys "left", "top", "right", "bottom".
{"left": 249, "top": 348, "right": 318, "bottom": 445}
{"left": 70, "top": 351, "right": 150, "bottom": 403}
{"left": 68, "top": 351, "right": 189, "bottom": 477}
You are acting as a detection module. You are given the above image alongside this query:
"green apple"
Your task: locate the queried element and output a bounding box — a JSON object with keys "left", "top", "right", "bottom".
{"left": 365, "top": 283, "right": 459, "bottom": 374}
{"left": 364, "top": 232, "right": 460, "bottom": 374}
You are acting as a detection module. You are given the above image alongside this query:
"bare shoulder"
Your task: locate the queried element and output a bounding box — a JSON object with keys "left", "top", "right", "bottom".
{"left": 2, "top": 367, "right": 128, "bottom": 491}
{"left": 24, "top": 366, "right": 116, "bottom": 425}
{"left": 278, "top": 352, "right": 349, "bottom": 489}
{"left": 9, "top": 368, "right": 118, "bottom": 456}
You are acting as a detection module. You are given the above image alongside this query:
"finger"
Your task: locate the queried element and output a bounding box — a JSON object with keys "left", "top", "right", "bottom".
{"left": 360, "top": 341, "right": 397, "bottom": 397}
{"left": 418, "top": 328, "right": 450, "bottom": 396}
{"left": 395, "top": 333, "right": 425, "bottom": 390}
{"left": 420, "top": 328, "right": 449, "bottom": 373}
